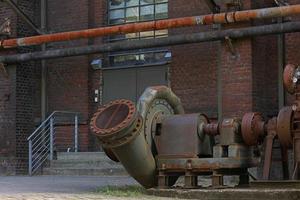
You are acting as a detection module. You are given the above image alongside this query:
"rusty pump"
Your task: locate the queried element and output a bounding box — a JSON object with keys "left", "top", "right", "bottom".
{"left": 90, "top": 65, "right": 300, "bottom": 189}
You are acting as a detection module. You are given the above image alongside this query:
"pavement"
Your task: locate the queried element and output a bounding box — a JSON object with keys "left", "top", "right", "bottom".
{"left": 0, "top": 176, "right": 173, "bottom": 200}
{"left": 1, "top": 176, "right": 299, "bottom": 200}
{"left": 0, "top": 176, "right": 137, "bottom": 194}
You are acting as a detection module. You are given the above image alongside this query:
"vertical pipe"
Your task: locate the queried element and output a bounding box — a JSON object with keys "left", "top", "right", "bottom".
{"left": 50, "top": 117, "right": 54, "bottom": 160}
{"left": 41, "top": 0, "right": 47, "bottom": 121}
{"left": 217, "top": 24, "right": 223, "bottom": 120}
{"left": 278, "top": 18, "right": 286, "bottom": 110}
{"left": 74, "top": 115, "right": 78, "bottom": 152}
{"left": 28, "top": 140, "right": 32, "bottom": 176}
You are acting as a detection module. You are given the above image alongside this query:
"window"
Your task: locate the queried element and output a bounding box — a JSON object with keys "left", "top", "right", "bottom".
{"left": 108, "top": 0, "right": 170, "bottom": 68}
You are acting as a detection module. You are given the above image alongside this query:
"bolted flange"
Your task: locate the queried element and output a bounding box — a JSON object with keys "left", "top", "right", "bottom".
{"left": 241, "top": 112, "right": 266, "bottom": 146}
{"left": 277, "top": 106, "right": 294, "bottom": 148}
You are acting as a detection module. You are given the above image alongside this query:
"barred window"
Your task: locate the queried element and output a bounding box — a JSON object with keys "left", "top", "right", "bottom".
{"left": 108, "top": 0, "right": 170, "bottom": 68}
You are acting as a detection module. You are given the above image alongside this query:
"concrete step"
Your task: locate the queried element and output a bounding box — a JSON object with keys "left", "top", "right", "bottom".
{"left": 56, "top": 152, "right": 107, "bottom": 161}
{"left": 43, "top": 167, "right": 128, "bottom": 176}
{"left": 43, "top": 152, "right": 128, "bottom": 176}
{"left": 50, "top": 160, "right": 122, "bottom": 168}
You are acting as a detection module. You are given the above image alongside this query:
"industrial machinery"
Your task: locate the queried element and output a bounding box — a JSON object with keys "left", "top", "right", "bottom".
{"left": 90, "top": 65, "right": 300, "bottom": 189}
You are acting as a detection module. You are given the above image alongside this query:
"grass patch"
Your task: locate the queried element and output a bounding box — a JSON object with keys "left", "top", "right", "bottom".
{"left": 95, "top": 185, "right": 147, "bottom": 197}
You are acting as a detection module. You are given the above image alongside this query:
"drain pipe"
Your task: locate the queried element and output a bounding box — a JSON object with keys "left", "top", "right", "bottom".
{"left": 1, "top": 4, "right": 300, "bottom": 48}
{"left": 41, "top": 0, "right": 47, "bottom": 120}
{"left": 1, "top": 21, "right": 300, "bottom": 64}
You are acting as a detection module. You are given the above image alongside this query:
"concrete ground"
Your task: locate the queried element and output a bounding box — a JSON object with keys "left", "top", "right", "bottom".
{"left": 1, "top": 176, "right": 299, "bottom": 200}
{"left": 0, "top": 176, "right": 137, "bottom": 194}
{"left": 0, "top": 176, "right": 172, "bottom": 200}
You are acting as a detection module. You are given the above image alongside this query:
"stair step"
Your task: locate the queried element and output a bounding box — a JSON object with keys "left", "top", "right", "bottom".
{"left": 42, "top": 152, "right": 127, "bottom": 176}
{"left": 56, "top": 152, "right": 108, "bottom": 161}
{"left": 50, "top": 160, "right": 123, "bottom": 168}
{"left": 43, "top": 168, "right": 128, "bottom": 176}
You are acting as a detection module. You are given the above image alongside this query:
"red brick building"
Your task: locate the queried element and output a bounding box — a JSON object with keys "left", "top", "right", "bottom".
{"left": 0, "top": 0, "right": 299, "bottom": 175}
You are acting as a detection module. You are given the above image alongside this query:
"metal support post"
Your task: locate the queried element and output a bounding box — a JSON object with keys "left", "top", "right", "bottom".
{"left": 74, "top": 115, "right": 78, "bottom": 152}
{"left": 28, "top": 140, "right": 32, "bottom": 176}
{"left": 49, "top": 117, "right": 54, "bottom": 160}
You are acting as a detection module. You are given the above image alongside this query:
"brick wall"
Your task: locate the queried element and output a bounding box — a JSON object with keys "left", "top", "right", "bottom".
{"left": 47, "top": 0, "right": 107, "bottom": 151}
{"left": 0, "top": 2, "right": 17, "bottom": 175}
{"left": 1, "top": 0, "right": 300, "bottom": 175}
{"left": 15, "top": 0, "right": 41, "bottom": 174}
{"left": 169, "top": 0, "right": 218, "bottom": 118}
{"left": 0, "top": 0, "right": 41, "bottom": 174}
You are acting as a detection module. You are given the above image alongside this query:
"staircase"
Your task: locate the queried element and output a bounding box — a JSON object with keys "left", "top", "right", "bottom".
{"left": 43, "top": 152, "right": 127, "bottom": 176}
{"left": 28, "top": 111, "right": 127, "bottom": 176}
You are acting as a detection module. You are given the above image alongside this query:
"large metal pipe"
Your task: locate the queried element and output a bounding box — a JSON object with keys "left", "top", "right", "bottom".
{"left": 1, "top": 21, "right": 300, "bottom": 64}
{"left": 1, "top": 4, "right": 300, "bottom": 48}
{"left": 90, "top": 100, "right": 157, "bottom": 188}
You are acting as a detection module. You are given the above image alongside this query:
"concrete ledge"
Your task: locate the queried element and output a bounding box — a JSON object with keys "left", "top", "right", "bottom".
{"left": 147, "top": 188, "right": 300, "bottom": 200}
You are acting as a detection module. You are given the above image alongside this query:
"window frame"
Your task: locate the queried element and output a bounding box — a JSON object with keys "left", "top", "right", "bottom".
{"left": 108, "top": 0, "right": 168, "bottom": 25}
{"left": 106, "top": 0, "right": 170, "bottom": 69}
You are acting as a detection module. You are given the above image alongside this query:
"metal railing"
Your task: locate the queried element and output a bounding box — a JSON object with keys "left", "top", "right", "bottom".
{"left": 27, "top": 111, "right": 80, "bottom": 176}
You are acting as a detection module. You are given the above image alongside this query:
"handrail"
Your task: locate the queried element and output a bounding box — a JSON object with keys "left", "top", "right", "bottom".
{"left": 27, "top": 111, "right": 80, "bottom": 141}
{"left": 28, "top": 110, "right": 80, "bottom": 176}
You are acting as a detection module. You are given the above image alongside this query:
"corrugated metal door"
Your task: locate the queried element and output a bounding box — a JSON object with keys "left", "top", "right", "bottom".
{"left": 103, "top": 65, "right": 168, "bottom": 104}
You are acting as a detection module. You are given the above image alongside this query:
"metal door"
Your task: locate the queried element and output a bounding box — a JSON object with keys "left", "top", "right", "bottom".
{"left": 103, "top": 65, "right": 168, "bottom": 104}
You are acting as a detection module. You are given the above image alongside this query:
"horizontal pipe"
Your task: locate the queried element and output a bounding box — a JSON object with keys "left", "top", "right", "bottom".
{"left": 1, "top": 21, "right": 300, "bottom": 64}
{"left": 1, "top": 4, "right": 300, "bottom": 48}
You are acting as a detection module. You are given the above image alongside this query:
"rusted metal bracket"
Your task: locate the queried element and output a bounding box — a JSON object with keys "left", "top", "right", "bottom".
{"left": 225, "top": 36, "right": 237, "bottom": 57}
{"left": 226, "top": 0, "right": 243, "bottom": 11}
{"left": 0, "top": 18, "right": 11, "bottom": 37}
{"left": 274, "top": 0, "right": 289, "bottom": 6}
{"left": 204, "top": 0, "right": 220, "bottom": 13}
{"left": 0, "top": 62, "right": 9, "bottom": 78}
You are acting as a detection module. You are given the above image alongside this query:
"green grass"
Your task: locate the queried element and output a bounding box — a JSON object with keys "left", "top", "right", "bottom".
{"left": 95, "top": 185, "right": 147, "bottom": 197}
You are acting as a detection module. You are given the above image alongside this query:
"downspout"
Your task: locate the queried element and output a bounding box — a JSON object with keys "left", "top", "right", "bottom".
{"left": 41, "top": 0, "right": 47, "bottom": 120}
{"left": 278, "top": 17, "right": 286, "bottom": 110}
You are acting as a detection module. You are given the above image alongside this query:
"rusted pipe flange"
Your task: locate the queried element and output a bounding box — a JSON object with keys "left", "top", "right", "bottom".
{"left": 283, "top": 64, "right": 298, "bottom": 95}
{"left": 90, "top": 99, "right": 137, "bottom": 140}
{"left": 90, "top": 99, "right": 139, "bottom": 161}
{"left": 241, "top": 112, "right": 265, "bottom": 146}
{"left": 100, "top": 116, "right": 143, "bottom": 148}
{"left": 277, "top": 106, "right": 293, "bottom": 148}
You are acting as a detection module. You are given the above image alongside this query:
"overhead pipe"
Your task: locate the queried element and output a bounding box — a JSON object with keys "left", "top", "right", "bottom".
{"left": 1, "top": 4, "right": 300, "bottom": 48}
{"left": 1, "top": 21, "right": 300, "bottom": 64}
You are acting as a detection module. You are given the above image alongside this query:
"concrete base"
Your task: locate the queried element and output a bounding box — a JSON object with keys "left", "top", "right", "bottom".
{"left": 147, "top": 187, "right": 300, "bottom": 200}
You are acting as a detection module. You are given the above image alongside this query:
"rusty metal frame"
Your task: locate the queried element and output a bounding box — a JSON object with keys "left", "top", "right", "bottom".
{"left": 0, "top": 62, "right": 8, "bottom": 78}
{"left": 0, "top": 18, "right": 11, "bottom": 37}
